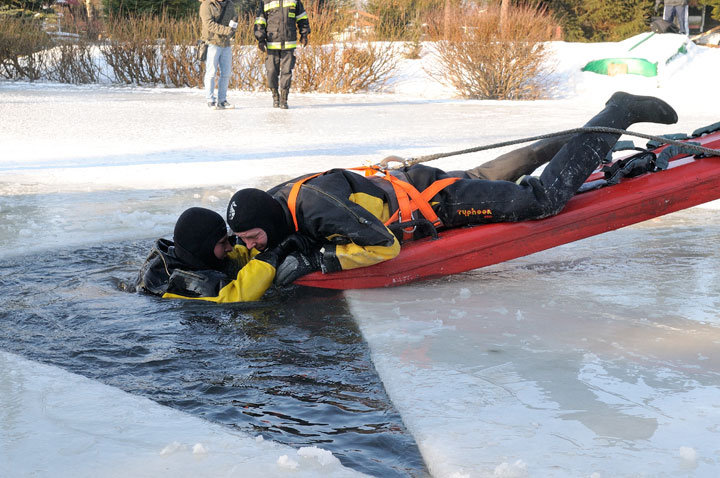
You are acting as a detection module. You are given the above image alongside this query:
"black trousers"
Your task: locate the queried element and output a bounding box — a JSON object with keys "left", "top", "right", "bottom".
{"left": 402, "top": 100, "right": 639, "bottom": 228}
{"left": 265, "top": 49, "right": 296, "bottom": 90}
{"left": 405, "top": 134, "right": 610, "bottom": 227}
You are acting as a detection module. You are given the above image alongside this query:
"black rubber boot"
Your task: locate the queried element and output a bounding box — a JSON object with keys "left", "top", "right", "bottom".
{"left": 533, "top": 92, "right": 678, "bottom": 217}
{"left": 279, "top": 89, "right": 289, "bottom": 109}
{"left": 604, "top": 91, "right": 678, "bottom": 126}
{"left": 271, "top": 88, "right": 280, "bottom": 108}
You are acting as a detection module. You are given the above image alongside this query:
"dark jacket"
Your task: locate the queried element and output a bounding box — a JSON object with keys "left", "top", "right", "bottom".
{"left": 267, "top": 169, "right": 402, "bottom": 272}
{"left": 136, "top": 238, "right": 275, "bottom": 303}
{"left": 200, "top": 0, "right": 238, "bottom": 47}
{"left": 254, "top": 0, "right": 311, "bottom": 50}
{"left": 265, "top": 163, "right": 507, "bottom": 272}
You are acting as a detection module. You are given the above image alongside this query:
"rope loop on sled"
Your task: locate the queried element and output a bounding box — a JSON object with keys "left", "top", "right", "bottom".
{"left": 383, "top": 127, "right": 720, "bottom": 169}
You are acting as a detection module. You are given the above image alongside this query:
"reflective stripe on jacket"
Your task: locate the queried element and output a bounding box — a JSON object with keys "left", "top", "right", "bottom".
{"left": 254, "top": 0, "right": 311, "bottom": 50}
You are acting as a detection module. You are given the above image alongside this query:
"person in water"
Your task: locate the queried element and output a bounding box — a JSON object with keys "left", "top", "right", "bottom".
{"left": 136, "top": 207, "right": 296, "bottom": 302}
{"left": 225, "top": 92, "right": 679, "bottom": 286}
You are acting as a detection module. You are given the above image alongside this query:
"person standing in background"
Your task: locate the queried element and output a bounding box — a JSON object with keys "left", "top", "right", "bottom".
{"left": 200, "top": 0, "right": 238, "bottom": 109}
{"left": 254, "top": 0, "right": 311, "bottom": 109}
{"left": 657, "top": 0, "right": 691, "bottom": 34}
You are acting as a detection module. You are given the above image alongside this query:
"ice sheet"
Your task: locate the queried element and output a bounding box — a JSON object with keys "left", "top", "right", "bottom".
{"left": 346, "top": 221, "right": 720, "bottom": 476}
{"left": 0, "top": 351, "right": 365, "bottom": 477}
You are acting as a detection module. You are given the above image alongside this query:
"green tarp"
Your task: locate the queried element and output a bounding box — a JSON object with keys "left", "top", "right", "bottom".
{"left": 582, "top": 57, "right": 658, "bottom": 77}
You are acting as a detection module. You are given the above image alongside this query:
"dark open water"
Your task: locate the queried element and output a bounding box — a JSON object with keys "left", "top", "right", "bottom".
{"left": 0, "top": 240, "right": 428, "bottom": 477}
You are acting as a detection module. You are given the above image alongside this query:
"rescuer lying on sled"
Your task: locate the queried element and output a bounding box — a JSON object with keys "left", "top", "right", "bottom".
{"left": 226, "top": 92, "right": 679, "bottom": 287}
{"left": 136, "top": 207, "right": 298, "bottom": 302}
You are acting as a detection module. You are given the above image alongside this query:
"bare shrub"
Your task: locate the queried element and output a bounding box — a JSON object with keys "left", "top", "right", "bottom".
{"left": 0, "top": 4, "right": 395, "bottom": 94}
{"left": 293, "top": 42, "right": 398, "bottom": 93}
{"left": 302, "top": 2, "right": 353, "bottom": 44}
{"left": 163, "top": 42, "right": 203, "bottom": 87}
{"left": 230, "top": 46, "right": 265, "bottom": 90}
{"left": 232, "top": 11, "right": 260, "bottom": 46}
{"left": 47, "top": 42, "right": 100, "bottom": 83}
{"left": 161, "top": 46, "right": 192, "bottom": 86}
{"left": 292, "top": 45, "right": 335, "bottom": 92}
{"left": 402, "top": 36, "right": 423, "bottom": 59}
{"left": 102, "top": 15, "right": 165, "bottom": 85}
{"left": 426, "top": 3, "right": 559, "bottom": 100}
{"left": 367, "top": 0, "right": 457, "bottom": 41}
{"left": 0, "top": 17, "right": 53, "bottom": 80}
{"left": 160, "top": 15, "right": 202, "bottom": 87}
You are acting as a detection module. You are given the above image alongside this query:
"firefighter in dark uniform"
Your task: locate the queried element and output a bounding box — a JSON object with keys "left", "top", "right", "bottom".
{"left": 225, "top": 92, "right": 679, "bottom": 285}
{"left": 254, "top": 0, "right": 311, "bottom": 109}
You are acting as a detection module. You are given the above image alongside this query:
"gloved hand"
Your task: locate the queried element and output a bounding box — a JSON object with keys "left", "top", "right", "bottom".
{"left": 299, "top": 33, "right": 308, "bottom": 47}
{"left": 228, "top": 20, "right": 238, "bottom": 30}
{"left": 253, "top": 234, "right": 315, "bottom": 270}
{"left": 253, "top": 248, "right": 283, "bottom": 269}
{"left": 276, "top": 233, "right": 318, "bottom": 256}
{"left": 253, "top": 242, "right": 296, "bottom": 269}
{"left": 258, "top": 41, "right": 267, "bottom": 52}
{"left": 274, "top": 251, "right": 322, "bottom": 286}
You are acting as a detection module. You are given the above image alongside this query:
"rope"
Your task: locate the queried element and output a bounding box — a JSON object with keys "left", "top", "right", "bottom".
{"left": 380, "top": 127, "right": 720, "bottom": 169}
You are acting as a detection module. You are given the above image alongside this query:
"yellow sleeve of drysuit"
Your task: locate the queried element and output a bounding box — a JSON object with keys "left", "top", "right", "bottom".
{"left": 162, "top": 245, "right": 275, "bottom": 303}
{"left": 332, "top": 233, "right": 401, "bottom": 271}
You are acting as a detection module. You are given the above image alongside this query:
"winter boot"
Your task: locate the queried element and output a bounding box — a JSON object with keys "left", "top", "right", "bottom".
{"left": 534, "top": 92, "right": 677, "bottom": 216}
{"left": 603, "top": 91, "right": 678, "bottom": 126}
{"left": 271, "top": 88, "right": 280, "bottom": 108}
{"left": 279, "top": 89, "right": 289, "bottom": 109}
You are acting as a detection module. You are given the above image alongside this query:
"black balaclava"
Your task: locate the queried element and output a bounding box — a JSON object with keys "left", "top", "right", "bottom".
{"left": 226, "top": 188, "right": 289, "bottom": 248}
{"left": 173, "top": 207, "right": 228, "bottom": 270}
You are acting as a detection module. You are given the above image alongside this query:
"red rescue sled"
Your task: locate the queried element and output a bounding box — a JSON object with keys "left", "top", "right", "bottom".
{"left": 296, "top": 129, "right": 720, "bottom": 290}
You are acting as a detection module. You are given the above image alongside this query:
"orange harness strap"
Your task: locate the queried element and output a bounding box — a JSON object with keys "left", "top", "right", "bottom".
{"left": 384, "top": 176, "right": 460, "bottom": 227}
{"left": 288, "top": 168, "right": 373, "bottom": 232}
{"left": 288, "top": 173, "right": 322, "bottom": 231}
{"left": 286, "top": 168, "right": 461, "bottom": 239}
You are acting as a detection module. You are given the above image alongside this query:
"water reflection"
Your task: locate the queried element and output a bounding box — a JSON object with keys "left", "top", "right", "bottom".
{"left": 0, "top": 241, "right": 428, "bottom": 478}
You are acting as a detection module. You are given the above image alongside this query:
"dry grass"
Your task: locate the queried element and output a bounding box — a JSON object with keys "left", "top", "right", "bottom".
{"left": 426, "top": 3, "right": 559, "bottom": 100}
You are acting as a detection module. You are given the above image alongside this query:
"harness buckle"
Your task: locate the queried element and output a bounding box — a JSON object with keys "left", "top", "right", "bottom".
{"left": 398, "top": 210, "right": 417, "bottom": 236}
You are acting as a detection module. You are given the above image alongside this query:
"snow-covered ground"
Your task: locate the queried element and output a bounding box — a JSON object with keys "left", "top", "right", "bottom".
{"left": 2, "top": 33, "right": 720, "bottom": 477}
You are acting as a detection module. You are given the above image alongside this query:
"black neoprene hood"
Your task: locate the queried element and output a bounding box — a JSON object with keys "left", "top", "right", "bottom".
{"left": 226, "top": 188, "right": 288, "bottom": 248}
{"left": 173, "top": 207, "right": 227, "bottom": 270}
